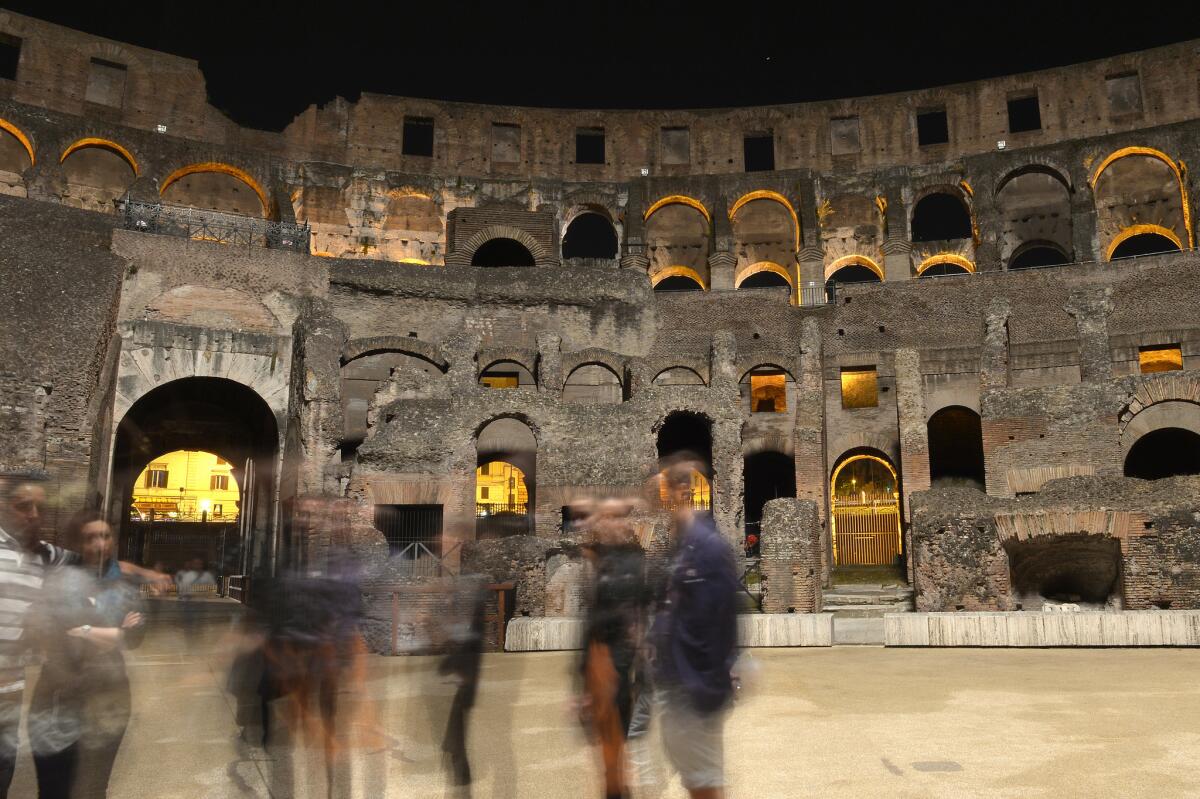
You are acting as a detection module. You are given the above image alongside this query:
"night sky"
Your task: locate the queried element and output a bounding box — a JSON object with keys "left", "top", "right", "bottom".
{"left": 8, "top": 1, "right": 1200, "bottom": 131}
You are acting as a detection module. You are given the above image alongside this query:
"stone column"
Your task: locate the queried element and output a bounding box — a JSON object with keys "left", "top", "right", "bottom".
{"left": 968, "top": 178, "right": 1002, "bottom": 272}
{"left": 760, "top": 498, "right": 822, "bottom": 613}
{"left": 882, "top": 237, "right": 913, "bottom": 282}
{"left": 709, "top": 331, "right": 742, "bottom": 542}
{"left": 894, "top": 348, "right": 929, "bottom": 583}
{"left": 288, "top": 300, "right": 349, "bottom": 498}
{"left": 980, "top": 297, "right": 1012, "bottom": 392}
{"left": 708, "top": 251, "right": 737, "bottom": 291}
{"left": 792, "top": 317, "right": 828, "bottom": 582}
{"left": 536, "top": 332, "right": 563, "bottom": 393}
{"left": 443, "top": 332, "right": 483, "bottom": 394}
{"left": 1066, "top": 287, "right": 1114, "bottom": 383}
{"left": 1071, "top": 192, "right": 1100, "bottom": 264}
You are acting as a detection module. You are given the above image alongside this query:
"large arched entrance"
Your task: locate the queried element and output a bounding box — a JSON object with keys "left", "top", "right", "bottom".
{"left": 476, "top": 417, "right": 536, "bottom": 538}
{"left": 110, "top": 377, "right": 279, "bottom": 579}
{"left": 743, "top": 451, "right": 795, "bottom": 553}
{"left": 830, "top": 451, "right": 902, "bottom": 567}
{"left": 927, "top": 406, "right": 985, "bottom": 489}
{"left": 656, "top": 411, "right": 713, "bottom": 511}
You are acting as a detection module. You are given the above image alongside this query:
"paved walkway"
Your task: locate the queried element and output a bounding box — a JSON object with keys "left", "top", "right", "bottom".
{"left": 11, "top": 622, "right": 1200, "bottom": 797}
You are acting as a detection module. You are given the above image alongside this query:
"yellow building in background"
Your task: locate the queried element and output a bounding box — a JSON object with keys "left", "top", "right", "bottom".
{"left": 130, "top": 450, "right": 240, "bottom": 521}
{"left": 475, "top": 460, "right": 529, "bottom": 509}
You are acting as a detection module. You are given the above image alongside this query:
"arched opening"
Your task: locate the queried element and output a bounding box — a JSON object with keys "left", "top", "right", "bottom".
{"left": 562, "top": 212, "right": 618, "bottom": 259}
{"left": 476, "top": 418, "right": 536, "bottom": 538}
{"left": 1123, "top": 427, "right": 1200, "bottom": 479}
{"left": 918, "top": 262, "right": 972, "bottom": 278}
{"left": 653, "top": 274, "right": 705, "bottom": 292}
{"left": 341, "top": 350, "right": 445, "bottom": 451}
{"left": 830, "top": 450, "right": 902, "bottom": 569}
{"left": 911, "top": 192, "right": 973, "bottom": 242}
{"left": 927, "top": 406, "right": 985, "bottom": 489}
{"left": 160, "top": 163, "right": 268, "bottom": 218}
{"left": 471, "top": 237, "right": 536, "bottom": 267}
{"left": 730, "top": 193, "right": 798, "bottom": 277}
{"left": 563, "top": 363, "right": 622, "bottom": 404}
{"left": 479, "top": 360, "right": 536, "bottom": 389}
{"left": 657, "top": 411, "right": 713, "bottom": 511}
{"left": 652, "top": 367, "right": 706, "bottom": 386}
{"left": 60, "top": 139, "right": 136, "bottom": 213}
{"left": 111, "top": 377, "right": 278, "bottom": 578}
{"left": 1092, "top": 148, "right": 1190, "bottom": 259}
{"left": 0, "top": 121, "right": 32, "bottom": 197}
{"left": 739, "top": 270, "right": 791, "bottom": 289}
{"left": 1007, "top": 535, "right": 1122, "bottom": 609}
{"left": 1110, "top": 232, "right": 1181, "bottom": 260}
{"left": 825, "top": 263, "right": 881, "bottom": 295}
{"left": 743, "top": 451, "right": 795, "bottom": 553}
{"left": 644, "top": 198, "right": 710, "bottom": 281}
{"left": 1009, "top": 242, "right": 1070, "bottom": 270}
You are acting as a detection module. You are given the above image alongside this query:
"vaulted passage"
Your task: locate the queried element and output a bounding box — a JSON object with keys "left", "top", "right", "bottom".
{"left": 657, "top": 411, "right": 713, "bottom": 511}
{"left": 653, "top": 274, "right": 704, "bottom": 292}
{"left": 562, "top": 212, "right": 618, "bottom": 259}
{"left": 476, "top": 417, "right": 536, "bottom": 538}
{"left": 471, "top": 237, "right": 536, "bottom": 266}
{"left": 1008, "top": 243, "right": 1070, "bottom": 270}
{"left": 1008, "top": 535, "right": 1122, "bottom": 608}
{"left": 911, "top": 192, "right": 973, "bottom": 242}
{"left": 739, "top": 270, "right": 790, "bottom": 289}
{"left": 927, "top": 406, "right": 985, "bottom": 489}
{"left": 743, "top": 451, "right": 795, "bottom": 550}
{"left": 1124, "top": 427, "right": 1200, "bottom": 479}
{"left": 1110, "top": 232, "right": 1180, "bottom": 260}
{"left": 825, "top": 263, "right": 880, "bottom": 294}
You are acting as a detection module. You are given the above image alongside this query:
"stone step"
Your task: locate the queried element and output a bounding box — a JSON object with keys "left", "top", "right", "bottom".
{"left": 832, "top": 616, "right": 885, "bottom": 645}
{"left": 822, "top": 592, "right": 913, "bottom": 606}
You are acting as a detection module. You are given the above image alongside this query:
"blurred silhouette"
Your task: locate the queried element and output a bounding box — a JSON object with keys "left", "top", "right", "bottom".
{"left": 438, "top": 576, "right": 487, "bottom": 795}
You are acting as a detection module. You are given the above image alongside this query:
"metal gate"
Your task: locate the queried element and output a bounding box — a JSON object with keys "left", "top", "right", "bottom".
{"left": 832, "top": 494, "right": 901, "bottom": 566}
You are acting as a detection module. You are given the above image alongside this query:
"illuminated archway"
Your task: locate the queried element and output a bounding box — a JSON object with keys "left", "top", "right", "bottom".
{"left": 130, "top": 449, "right": 240, "bottom": 522}
{"left": 916, "top": 253, "right": 975, "bottom": 277}
{"left": 644, "top": 194, "right": 711, "bottom": 224}
{"left": 651, "top": 265, "right": 707, "bottom": 291}
{"left": 475, "top": 460, "right": 529, "bottom": 510}
{"left": 0, "top": 118, "right": 34, "bottom": 168}
{"left": 59, "top": 137, "right": 138, "bottom": 213}
{"left": 476, "top": 417, "right": 536, "bottom": 538}
{"left": 1090, "top": 146, "right": 1193, "bottom": 253}
{"left": 830, "top": 452, "right": 902, "bottom": 567}
{"left": 1106, "top": 224, "right": 1182, "bottom": 260}
{"left": 825, "top": 254, "right": 884, "bottom": 282}
{"left": 59, "top": 137, "right": 138, "bottom": 174}
{"left": 735, "top": 261, "right": 793, "bottom": 289}
{"left": 729, "top": 190, "right": 800, "bottom": 251}
{"left": 160, "top": 162, "right": 270, "bottom": 217}
{"left": 562, "top": 211, "right": 618, "bottom": 259}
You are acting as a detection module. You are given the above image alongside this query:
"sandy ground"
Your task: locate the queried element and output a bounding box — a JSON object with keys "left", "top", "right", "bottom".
{"left": 10, "top": 616, "right": 1200, "bottom": 798}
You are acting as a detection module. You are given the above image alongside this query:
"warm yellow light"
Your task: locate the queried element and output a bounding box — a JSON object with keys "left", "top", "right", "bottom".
{"left": 160, "top": 162, "right": 270, "bottom": 217}
{"left": 1090, "top": 146, "right": 1194, "bottom": 251}
{"left": 1105, "top": 223, "right": 1183, "bottom": 261}
{"left": 0, "top": 118, "right": 34, "bottom": 167}
{"left": 59, "top": 137, "right": 139, "bottom": 175}
{"left": 728, "top": 190, "right": 800, "bottom": 251}
{"left": 1139, "top": 345, "right": 1183, "bottom": 373}
{"left": 749, "top": 372, "right": 787, "bottom": 412}
{"left": 657, "top": 469, "right": 711, "bottom": 510}
{"left": 825, "top": 254, "right": 884, "bottom": 281}
{"left": 735, "top": 261, "right": 794, "bottom": 289}
{"left": 916, "top": 253, "right": 976, "bottom": 275}
{"left": 643, "top": 195, "right": 711, "bottom": 224}
{"left": 650, "top": 265, "right": 708, "bottom": 290}
{"left": 841, "top": 367, "right": 879, "bottom": 409}
{"left": 475, "top": 461, "right": 528, "bottom": 507}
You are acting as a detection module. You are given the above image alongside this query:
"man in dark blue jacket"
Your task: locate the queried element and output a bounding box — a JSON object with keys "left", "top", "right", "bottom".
{"left": 652, "top": 457, "right": 739, "bottom": 799}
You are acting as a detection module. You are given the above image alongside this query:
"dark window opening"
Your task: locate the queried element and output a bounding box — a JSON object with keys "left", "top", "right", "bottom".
{"left": 1007, "top": 94, "right": 1041, "bottom": 133}
{"left": 471, "top": 237, "right": 535, "bottom": 266}
{"left": 824, "top": 264, "right": 880, "bottom": 295}
{"left": 911, "top": 192, "right": 972, "bottom": 241}
{"left": 927, "top": 406, "right": 985, "bottom": 489}
{"left": 209, "top": 474, "right": 229, "bottom": 491}
{"left": 402, "top": 116, "right": 434, "bottom": 157}
{"left": 916, "top": 109, "right": 949, "bottom": 146}
{"left": 743, "top": 133, "right": 775, "bottom": 172}
{"left": 1124, "top": 428, "right": 1200, "bottom": 479}
{"left": 740, "top": 270, "right": 790, "bottom": 289}
{"left": 1009, "top": 245, "right": 1069, "bottom": 270}
{"left": 743, "top": 451, "right": 796, "bottom": 553}
{"left": 653, "top": 275, "right": 704, "bottom": 292}
{"left": 0, "top": 34, "right": 20, "bottom": 81}
{"left": 145, "top": 469, "right": 168, "bottom": 489}
{"left": 575, "top": 127, "right": 605, "bottom": 164}
{"left": 1111, "top": 233, "right": 1180, "bottom": 260}
{"left": 562, "top": 212, "right": 617, "bottom": 259}
{"left": 373, "top": 504, "right": 443, "bottom": 557}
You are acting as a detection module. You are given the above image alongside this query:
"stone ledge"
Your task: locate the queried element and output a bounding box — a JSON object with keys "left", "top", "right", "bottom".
{"left": 885, "top": 610, "right": 1200, "bottom": 647}
{"left": 504, "top": 613, "right": 834, "bottom": 652}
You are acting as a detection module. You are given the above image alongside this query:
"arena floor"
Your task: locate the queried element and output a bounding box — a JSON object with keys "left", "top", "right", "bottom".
{"left": 11, "top": 618, "right": 1200, "bottom": 798}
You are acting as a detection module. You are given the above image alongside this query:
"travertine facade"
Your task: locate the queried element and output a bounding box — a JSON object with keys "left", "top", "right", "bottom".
{"left": 4, "top": 12, "right": 1200, "bottom": 648}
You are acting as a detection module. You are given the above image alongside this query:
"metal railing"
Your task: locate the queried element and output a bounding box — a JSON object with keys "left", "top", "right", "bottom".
{"left": 118, "top": 200, "right": 311, "bottom": 253}
{"left": 475, "top": 503, "right": 531, "bottom": 539}
{"left": 798, "top": 280, "right": 835, "bottom": 307}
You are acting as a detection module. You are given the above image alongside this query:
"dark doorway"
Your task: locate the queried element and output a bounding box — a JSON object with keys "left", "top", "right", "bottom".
{"left": 1124, "top": 427, "right": 1200, "bottom": 479}
{"left": 743, "top": 451, "right": 795, "bottom": 552}
{"left": 740, "top": 270, "right": 790, "bottom": 289}
{"left": 653, "top": 275, "right": 704, "bottom": 292}
{"left": 927, "top": 406, "right": 985, "bottom": 489}
{"left": 1009, "top": 244, "right": 1069, "bottom": 270}
{"left": 1110, "top": 233, "right": 1180, "bottom": 260}
{"left": 825, "top": 264, "right": 881, "bottom": 295}
{"left": 562, "top": 213, "right": 618, "bottom": 259}
{"left": 657, "top": 411, "right": 713, "bottom": 512}
{"left": 471, "top": 237, "right": 536, "bottom": 266}
{"left": 911, "top": 192, "right": 972, "bottom": 241}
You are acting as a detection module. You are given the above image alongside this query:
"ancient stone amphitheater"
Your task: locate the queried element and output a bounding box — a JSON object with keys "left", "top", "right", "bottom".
{"left": 4, "top": 10, "right": 1200, "bottom": 648}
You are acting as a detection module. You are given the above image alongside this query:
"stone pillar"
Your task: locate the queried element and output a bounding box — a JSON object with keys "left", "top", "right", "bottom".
{"left": 709, "top": 330, "right": 738, "bottom": 393}
{"left": 797, "top": 245, "right": 825, "bottom": 301}
{"left": 287, "top": 301, "right": 349, "bottom": 498}
{"left": 1069, "top": 162, "right": 1100, "bottom": 263}
{"left": 709, "top": 331, "right": 742, "bottom": 542}
{"left": 536, "top": 332, "right": 563, "bottom": 393}
{"left": 882, "top": 237, "right": 913, "bottom": 282}
{"left": 1066, "top": 287, "right": 1114, "bottom": 383}
{"left": 24, "top": 162, "right": 63, "bottom": 204}
{"left": 443, "top": 332, "right": 482, "bottom": 394}
{"left": 760, "top": 498, "right": 822, "bottom": 613}
{"left": 980, "top": 297, "right": 1012, "bottom": 392}
{"left": 894, "top": 348, "right": 929, "bottom": 583}
{"left": 707, "top": 251, "right": 736, "bottom": 291}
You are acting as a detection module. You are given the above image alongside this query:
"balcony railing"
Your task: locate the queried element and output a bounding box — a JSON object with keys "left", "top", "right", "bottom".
{"left": 476, "top": 502, "right": 531, "bottom": 539}
{"left": 118, "top": 200, "right": 311, "bottom": 253}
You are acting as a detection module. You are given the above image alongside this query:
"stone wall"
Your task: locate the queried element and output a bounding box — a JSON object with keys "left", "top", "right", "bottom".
{"left": 759, "top": 498, "right": 822, "bottom": 613}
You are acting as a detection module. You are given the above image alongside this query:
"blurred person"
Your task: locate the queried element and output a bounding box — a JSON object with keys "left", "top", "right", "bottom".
{"left": 437, "top": 576, "right": 487, "bottom": 795}
{"left": 175, "top": 557, "right": 216, "bottom": 648}
{"left": 578, "top": 497, "right": 648, "bottom": 799}
{"left": 650, "top": 456, "right": 739, "bottom": 799}
{"left": 27, "top": 511, "right": 146, "bottom": 799}
{"left": 0, "top": 476, "right": 166, "bottom": 799}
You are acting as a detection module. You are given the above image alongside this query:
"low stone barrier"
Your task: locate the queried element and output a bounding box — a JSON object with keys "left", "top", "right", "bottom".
{"left": 885, "top": 610, "right": 1200, "bottom": 647}
{"left": 505, "top": 613, "right": 834, "bottom": 652}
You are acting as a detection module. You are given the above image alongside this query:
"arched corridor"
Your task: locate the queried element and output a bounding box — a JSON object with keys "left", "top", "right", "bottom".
{"left": 1124, "top": 427, "right": 1200, "bottom": 479}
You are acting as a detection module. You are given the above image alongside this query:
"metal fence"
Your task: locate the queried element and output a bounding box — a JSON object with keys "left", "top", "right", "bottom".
{"left": 119, "top": 200, "right": 311, "bottom": 252}
{"left": 476, "top": 503, "right": 531, "bottom": 539}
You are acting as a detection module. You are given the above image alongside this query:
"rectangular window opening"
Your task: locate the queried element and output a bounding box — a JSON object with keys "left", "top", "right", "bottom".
{"left": 491, "top": 122, "right": 521, "bottom": 164}
{"left": 1007, "top": 93, "right": 1041, "bottom": 133}
{"left": 916, "top": 109, "right": 949, "bottom": 146}
{"left": 0, "top": 34, "right": 20, "bottom": 81}
{"left": 209, "top": 474, "right": 229, "bottom": 491}
{"left": 373, "top": 504, "right": 443, "bottom": 558}
{"left": 743, "top": 132, "right": 775, "bottom": 172}
{"left": 829, "top": 116, "right": 862, "bottom": 155}
{"left": 402, "top": 116, "right": 434, "bottom": 157}
{"left": 145, "top": 468, "right": 168, "bottom": 489}
{"left": 749, "top": 372, "right": 787, "bottom": 413}
{"left": 85, "top": 57, "right": 127, "bottom": 108}
{"left": 840, "top": 367, "right": 879, "bottom": 409}
{"left": 660, "top": 126, "right": 690, "bottom": 165}
{"left": 1139, "top": 344, "right": 1183, "bottom": 374}
{"left": 575, "top": 127, "right": 605, "bottom": 164}
{"left": 1106, "top": 72, "right": 1143, "bottom": 117}
{"left": 480, "top": 372, "right": 519, "bottom": 389}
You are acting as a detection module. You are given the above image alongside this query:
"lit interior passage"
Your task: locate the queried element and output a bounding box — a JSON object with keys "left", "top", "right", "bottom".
{"left": 657, "top": 469, "right": 711, "bottom": 511}
{"left": 1139, "top": 345, "right": 1183, "bottom": 373}
{"left": 131, "top": 449, "right": 240, "bottom": 521}
{"left": 1124, "top": 428, "right": 1200, "bottom": 480}
{"left": 476, "top": 461, "right": 529, "bottom": 511}
{"left": 748, "top": 371, "right": 787, "bottom": 412}
{"left": 831, "top": 453, "right": 902, "bottom": 567}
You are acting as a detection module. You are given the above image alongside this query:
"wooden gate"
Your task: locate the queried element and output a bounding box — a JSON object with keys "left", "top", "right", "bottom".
{"left": 832, "top": 493, "right": 902, "bottom": 566}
